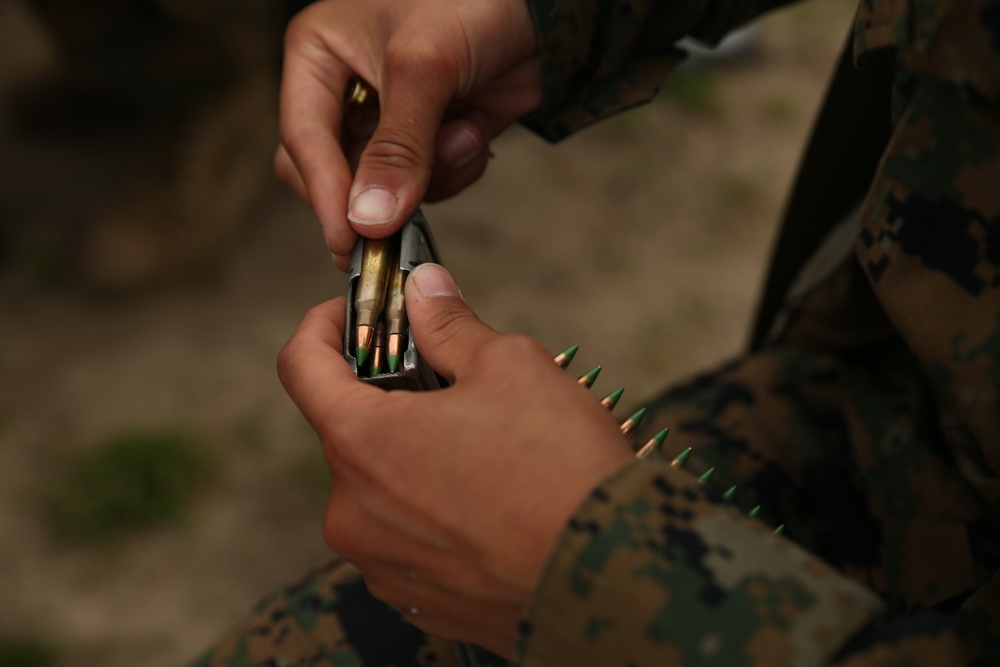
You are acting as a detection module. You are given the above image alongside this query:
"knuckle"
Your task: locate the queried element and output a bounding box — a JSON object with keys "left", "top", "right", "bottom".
{"left": 322, "top": 504, "right": 359, "bottom": 558}
{"left": 277, "top": 124, "right": 310, "bottom": 157}
{"left": 282, "top": 16, "right": 307, "bottom": 53}
{"left": 283, "top": 6, "right": 319, "bottom": 50}
{"left": 384, "top": 38, "right": 453, "bottom": 82}
{"left": 362, "top": 137, "right": 428, "bottom": 173}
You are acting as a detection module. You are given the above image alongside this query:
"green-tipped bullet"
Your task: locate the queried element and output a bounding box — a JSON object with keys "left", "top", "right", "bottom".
{"left": 723, "top": 485, "right": 737, "bottom": 502}
{"left": 387, "top": 351, "right": 401, "bottom": 374}
{"left": 748, "top": 505, "right": 761, "bottom": 519}
{"left": 636, "top": 428, "right": 669, "bottom": 459}
{"left": 576, "top": 365, "right": 601, "bottom": 388}
{"left": 774, "top": 524, "right": 785, "bottom": 536}
{"left": 698, "top": 467, "right": 716, "bottom": 484}
{"left": 368, "top": 321, "right": 386, "bottom": 377}
{"left": 619, "top": 407, "right": 647, "bottom": 439}
{"left": 385, "top": 255, "right": 408, "bottom": 374}
{"left": 553, "top": 345, "right": 579, "bottom": 370}
{"left": 356, "top": 343, "right": 370, "bottom": 368}
{"left": 670, "top": 445, "right": 690, "bottom": 469}
{"left": 600, "top": 387, "right": 625, "bottom": 411}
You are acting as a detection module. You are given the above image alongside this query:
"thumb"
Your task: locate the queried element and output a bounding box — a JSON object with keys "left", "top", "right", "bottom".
{"left": 405, "top": 263, "right": 495, "bottom": 382}
{"left": 346, "top": 65, "right": 451, "bottom": 237}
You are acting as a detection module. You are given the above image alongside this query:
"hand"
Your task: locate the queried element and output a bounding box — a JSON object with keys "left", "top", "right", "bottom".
{"left": 275, "top": 0, "right": 543, "bottom": 269}
{"left": 277, "top": 264, "right": 632, "bottom": 656}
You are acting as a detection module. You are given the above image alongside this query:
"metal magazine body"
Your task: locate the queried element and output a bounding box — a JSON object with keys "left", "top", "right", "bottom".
{"left": 344, "top": 210, "right": 446, "bottom": 390}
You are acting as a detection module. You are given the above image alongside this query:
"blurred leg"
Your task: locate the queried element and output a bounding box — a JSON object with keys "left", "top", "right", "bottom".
{"left": 636, "top": 343, "right": 1000, "bottom": 612}
{"left": 189, "top": 558, "right": 467, "bottom": 667}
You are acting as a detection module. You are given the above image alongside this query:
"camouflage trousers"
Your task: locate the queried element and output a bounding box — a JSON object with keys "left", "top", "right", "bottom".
{"left": 190, "top": 342, "right": 1000, "bottom": 666}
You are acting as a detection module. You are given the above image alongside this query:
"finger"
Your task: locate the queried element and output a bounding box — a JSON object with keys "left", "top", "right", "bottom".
{"left": 273, "top": 143, "right": 309, "bottom": 203}
{"left": 333, "top": 252, "right": 352, "bottom": 273}
{"left": 425, "top": 116, "right": 491, "bottom": 202}
{"left": 347, "top": 42, "right": 458, "bottom": 235}
{"left": 277, "top": 298, "right": 379, "bottom": 426}
{"left": 279, "top": 17, "right": 356, "bottom": 256}
{"left": 404, "top": 263, "right": 496, "bottom": 382}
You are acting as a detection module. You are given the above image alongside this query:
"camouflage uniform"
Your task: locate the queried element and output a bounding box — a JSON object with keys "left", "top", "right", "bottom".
{"left": 192, "top": 0, "right": 1000, "bottom": 665}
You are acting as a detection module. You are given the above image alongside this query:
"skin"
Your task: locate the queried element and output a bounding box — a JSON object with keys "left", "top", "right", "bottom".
{"left": 275, "top": 0, "right": 543, "bottom": 270}
{"left": 275, "top": 0, "right": 631, "bottom": 656}
{"left": 278, "top": 265, "right": 633, "bottom": 656}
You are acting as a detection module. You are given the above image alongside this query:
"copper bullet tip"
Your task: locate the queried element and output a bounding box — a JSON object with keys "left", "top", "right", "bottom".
{"left": 355, "top": 324, "right": 375, "bottom": 366}
{"left": 553, "top": 345, "right": 579, "bottom": 370}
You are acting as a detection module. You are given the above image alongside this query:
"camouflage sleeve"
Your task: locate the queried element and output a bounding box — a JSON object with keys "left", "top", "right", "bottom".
{"left": 521, "top": 0, "right": 802, "bottom": 140}
{"left": 853, "top": 2, "right": 1000, "bottom": 511}
{"left": 513, "top": 457, "right": 902, "bottom": 667}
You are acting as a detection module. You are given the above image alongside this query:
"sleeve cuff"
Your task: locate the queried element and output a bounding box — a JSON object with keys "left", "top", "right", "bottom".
{"left": 522, "top": 0, "right": 698, "bottom": 140}
{"left": 516, "top": 457, "right": 886, "bottom": 666}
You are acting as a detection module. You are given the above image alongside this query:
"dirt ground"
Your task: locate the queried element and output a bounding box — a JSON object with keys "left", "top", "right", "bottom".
{"left": 0, "top": 2, "right": 855, "bottom": 665}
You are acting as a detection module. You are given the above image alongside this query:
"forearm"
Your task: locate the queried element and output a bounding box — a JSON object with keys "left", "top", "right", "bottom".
{"left": 516, "top": 456, "right": 885, "bottom": 665}
{"left": 523, "top": 0, "right": 805, "bottom": 139}
{"left": 515, "top": 456, "right": 981, "bottom": 666}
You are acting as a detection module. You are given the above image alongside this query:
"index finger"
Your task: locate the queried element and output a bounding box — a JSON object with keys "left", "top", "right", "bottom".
{"left": 277, "top": 298, "right": 382, "bottom": 429}
{"left": 279, "top": 18, "right": 356, "bottom": 256}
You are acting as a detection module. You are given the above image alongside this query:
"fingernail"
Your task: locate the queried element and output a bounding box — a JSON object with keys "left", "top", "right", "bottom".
{"left": 410, "top": 263, "right": 461, "bottom": 298}
{"left": 348, "top": 187, "right": 398, "bottom": 226}
{"left": 438, "top": 127, "right": 481, "bottom": 168}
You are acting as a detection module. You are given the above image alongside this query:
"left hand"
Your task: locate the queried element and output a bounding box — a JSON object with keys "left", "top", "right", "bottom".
{"left": 277, "top": 263, "right": 633, "bottom": 656}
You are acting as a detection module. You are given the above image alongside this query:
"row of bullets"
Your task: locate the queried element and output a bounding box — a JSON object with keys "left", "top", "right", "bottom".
{"left": 353, "top": 235, "right": 409, "bottom": 377}
{"left": 555, "top": 344, "right": 784, "bottom": 535}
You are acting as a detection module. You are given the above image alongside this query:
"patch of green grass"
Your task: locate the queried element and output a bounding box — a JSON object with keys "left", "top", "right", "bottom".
{"left": 761, "top": 93, "right": 798, "bottom": 126}
{"left": 41, "top": 429, "right": 214, "bottom": 545}
{"left": 657, "top": 67, "right": 722, "bottom": 116}
{"left": 0, "top": 633, "right": 59, "bottom": 667}
{"left": 719, "top": 172, "right": 764, "bottom": 209}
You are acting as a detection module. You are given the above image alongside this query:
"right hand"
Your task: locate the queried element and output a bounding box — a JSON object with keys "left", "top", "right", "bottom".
{"left": 275, "top": 0, "right": 543, "bottom": 269}
{"left": 277, "top": 264, "right": 633, "bottom": 656}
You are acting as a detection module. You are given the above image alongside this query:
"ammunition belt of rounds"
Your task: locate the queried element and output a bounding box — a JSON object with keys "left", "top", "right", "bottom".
{"left": 344, "top": 210, "right": 446, "bottom": 390}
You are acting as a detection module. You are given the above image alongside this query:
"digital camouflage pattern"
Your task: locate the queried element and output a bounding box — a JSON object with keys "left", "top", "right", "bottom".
{"left": 193, "top": 0, "right": 1000, "bottom": 665}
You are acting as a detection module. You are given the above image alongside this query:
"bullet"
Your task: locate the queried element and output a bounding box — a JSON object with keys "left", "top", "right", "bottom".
{"left": 576, "top": 366, "right": 601, "bottom": 388}
{"left": 354, "top": 237, "right": 394, "bottom": 367}
{"left": 553, "top": 345, "right": 579, "bottom": 369}
{"left": 345, "top": 77, "right": 376, "bottom": 107}
{"left": 748, "top": 505, "right": 761, "bottom": 519}
{"left": 670, "top": 446, "right": 691, "bottom": 469}
{"left": 600, "top": 388, "right": 625, "bottom": 411}
{"left": 722, "top": 485, "right": 737, "bottom": 502}
{"left": 619, "top": 407, "right": 647, "bottom": 439}
{"left": 698, "top": 467, "right": 716, "bottom": 484}
{"left": 369, "top": 321, "right": 387, "bottom": 377}
{"left": 635, "top": 428, "right": 669, "bottom": 459}
{"left": 385, "top": 257, "right": 408, "bottom": 373}
{"left": 774, "top": 524, "right": 785, "bottom": 536}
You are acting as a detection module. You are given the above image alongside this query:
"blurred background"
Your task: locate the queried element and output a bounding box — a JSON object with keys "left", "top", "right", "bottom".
{"left": 0, "top": 1, "right": 855, "bottom": 665}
